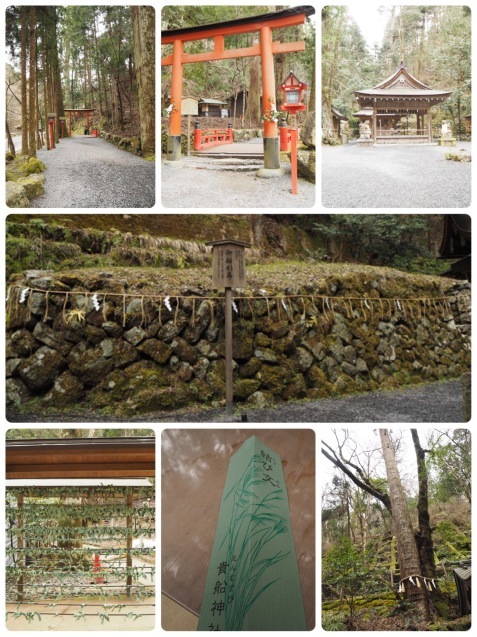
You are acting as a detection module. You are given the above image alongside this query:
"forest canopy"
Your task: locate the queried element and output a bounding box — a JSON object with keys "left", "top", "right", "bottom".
{"left": 322, "top": 5, "right": 471, "bottom": 140}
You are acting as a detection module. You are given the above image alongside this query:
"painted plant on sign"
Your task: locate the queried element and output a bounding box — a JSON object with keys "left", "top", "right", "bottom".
{"left": 198, "top": 436, "right": 306, "bottom": 631}
{"left": 219, "top": 452, "right": 290, "bottom": 629}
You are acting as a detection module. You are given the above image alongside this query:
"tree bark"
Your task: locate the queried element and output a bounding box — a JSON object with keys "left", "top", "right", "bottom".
{"left": 131, "top": 6, "right": 155, "bottom": 156}
{"left": 411, "top": 429, "right": 435, "bottom": 578}
{"left": 20, "top": 7, "right": 28, "bottom": 155}
{"left": 6, "top": 119, "right": 16, "bottom": 157}
{"left": 245, "top": 51, "right": 261, "bottom": 127}
{"left": 28, "top": 6, "right": 37, "bottom": 159}
{"left": 379, "top": 429, "right": 431, "bottom": 618}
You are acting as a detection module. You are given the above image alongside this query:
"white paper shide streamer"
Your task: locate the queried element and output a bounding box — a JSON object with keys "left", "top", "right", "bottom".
{"left": 92, "top": 294, "right": 101, "bottom": 312}
{"left": 19, "top": 288, "right": 30, "bottom": 304}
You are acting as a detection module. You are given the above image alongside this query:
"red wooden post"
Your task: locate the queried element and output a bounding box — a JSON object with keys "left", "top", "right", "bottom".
{"left": 279, "top": 117, "right": 289, "bottom": 151}
{"left": 68, "top": 111, "right": 72, "bottom": 136}
{"left": 290, "top": 127, "right": 298, "bottom": 195}
{"left": 194, "top": 121, "right": 201, "bottom": 150}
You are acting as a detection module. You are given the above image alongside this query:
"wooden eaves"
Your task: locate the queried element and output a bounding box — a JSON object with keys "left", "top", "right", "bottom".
{"left": 6, "top": 437, "right": 156, "bottom": 479}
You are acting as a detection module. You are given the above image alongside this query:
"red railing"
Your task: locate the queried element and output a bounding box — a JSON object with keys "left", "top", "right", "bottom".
{"left": 193, "top": 122, "right": 233, "bottom": 151}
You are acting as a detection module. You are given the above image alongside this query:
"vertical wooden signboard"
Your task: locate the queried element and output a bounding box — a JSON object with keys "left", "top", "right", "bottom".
{"left": 206, "top": 239, "right": 251, "bottom": 418}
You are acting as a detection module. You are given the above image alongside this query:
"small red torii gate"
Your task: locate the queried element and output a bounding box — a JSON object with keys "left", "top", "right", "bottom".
{"left": 64, "top": 108, "right": 96, "bottom": 136}
{"left": 161, "top": 5, "right": 315, "bottom": 176}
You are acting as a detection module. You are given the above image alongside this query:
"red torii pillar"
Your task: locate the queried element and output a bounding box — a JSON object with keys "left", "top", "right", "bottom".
{"left": 167, "top": 39, "right": 184, "bottom": 162}
{"left": 258, "top": 25, "right": 282, "bottom": 177}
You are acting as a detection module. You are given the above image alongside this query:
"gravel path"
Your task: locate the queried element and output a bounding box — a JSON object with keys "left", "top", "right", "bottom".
{"left": 161, "top": 160, "right": 315, "bottom": 208}
{"left": 7, "top": 380, "right": 465, "bottom": 423}
{"left": 31, "top": 136, "right": 155, "bottom": 208}
{"left": 322, "top": 141, "right": 471, "bottom": 208}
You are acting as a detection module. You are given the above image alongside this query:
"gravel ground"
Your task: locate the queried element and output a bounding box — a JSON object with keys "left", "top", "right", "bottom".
{"left": 31, "top": 136, "right": 155, "bottom": 208}
{"left": 7, "top": 380, "right": 465, "bottom": 423}
{"left": 322, "top": 141, "right": 471, "bottom": 208}
{"left": 161, "top": 160, "right": 315, "bottom": 208}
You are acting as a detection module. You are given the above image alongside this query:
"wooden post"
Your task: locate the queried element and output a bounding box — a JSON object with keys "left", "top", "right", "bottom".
{"left": 17, "top": 495, "right": 24, "bottom": 602}
{"left": 206, "top": 239, "right": 251, "bottom": 419}
{"left": 86, "top": 111, "right": 90, "bottom": 134}
{"left": 68, "top": 111, "right": 72, "bottom": 136}
{"left": 225, "top": 287, "right": 233, "bottom": 417}
{"left": 290, "top": 113, "right": 298, "bottom": 195}
{"left": 126, "top": 490, "right": 133, "bottom": 597}
{"left": 427, "top": 104, "right": 432, "bottom": 142}
{"left": 187, "top": 114, "right": 191, "bottom": 156}
{"left": 372, "top": 99, "right": 377, "bottom": 142}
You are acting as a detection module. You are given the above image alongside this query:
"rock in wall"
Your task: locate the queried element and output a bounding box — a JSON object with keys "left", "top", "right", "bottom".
{"left": 5, "top": 273, "right": 471, "bottom": 418}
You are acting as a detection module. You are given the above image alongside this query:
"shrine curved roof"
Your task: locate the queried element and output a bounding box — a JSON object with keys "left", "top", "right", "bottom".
{"left": 355, "top": 63, "right": 451, "bottom": 99}
{"left": 355, "top": 89, "right": 452, "bottom": 98}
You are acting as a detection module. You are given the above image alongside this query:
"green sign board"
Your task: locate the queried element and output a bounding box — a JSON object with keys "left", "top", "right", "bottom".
{"left": 198, "top": 436, "right": 306, "bottom": 631}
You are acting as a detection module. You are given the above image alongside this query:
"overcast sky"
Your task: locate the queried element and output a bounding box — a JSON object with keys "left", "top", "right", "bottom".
{"left": 346, "top": 3, "right": 390, "bottom": 50}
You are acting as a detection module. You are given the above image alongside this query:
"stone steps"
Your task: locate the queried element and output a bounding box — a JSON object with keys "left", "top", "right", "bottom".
{"left": 185, "top": 157, "right": 263, "bottom": 171}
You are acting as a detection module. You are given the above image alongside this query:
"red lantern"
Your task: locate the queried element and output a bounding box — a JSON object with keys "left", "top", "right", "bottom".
{"left": 279, "top": 71, "right": 307, "bottom": 113}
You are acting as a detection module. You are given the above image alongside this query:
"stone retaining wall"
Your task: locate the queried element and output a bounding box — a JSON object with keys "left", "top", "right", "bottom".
{"left": 6, "top": 280, "right": 471, "bottom": 417}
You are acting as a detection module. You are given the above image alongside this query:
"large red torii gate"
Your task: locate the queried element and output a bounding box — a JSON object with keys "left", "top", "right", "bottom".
{"left": 162, "top": 5, "right": 315, "bottom": 176}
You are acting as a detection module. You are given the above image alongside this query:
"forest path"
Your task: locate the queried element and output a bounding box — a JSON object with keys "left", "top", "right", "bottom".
{"left": 31, "top": 136, "right": 155, "bottom": 208}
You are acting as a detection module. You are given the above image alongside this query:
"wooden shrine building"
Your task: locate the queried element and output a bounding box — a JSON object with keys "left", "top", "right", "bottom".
{"left": 354, "top": 63, "right": 452, "bottom": 144}
{"left": 332, "top": 106, "right": 348, "bottom": 138}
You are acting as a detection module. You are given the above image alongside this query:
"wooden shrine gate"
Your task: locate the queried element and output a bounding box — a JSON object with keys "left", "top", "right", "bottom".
{"left": 162, "top": 6, "right": 315, "bottom": 175}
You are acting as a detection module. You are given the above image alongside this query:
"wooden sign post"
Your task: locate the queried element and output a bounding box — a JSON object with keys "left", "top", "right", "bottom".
{"left": 206, "top": 239, "right": 251, "bottom": 418}
{"left": 181, "top": 97, "right": 199, "bottom": 157}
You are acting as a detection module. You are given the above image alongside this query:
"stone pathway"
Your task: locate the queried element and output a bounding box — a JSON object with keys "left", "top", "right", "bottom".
{"left": 30, "top": 136, "right": 155, "bottom": 208}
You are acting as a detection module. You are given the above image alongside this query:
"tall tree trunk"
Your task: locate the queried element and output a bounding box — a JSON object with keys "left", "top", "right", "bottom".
{"left": 131, "top": 6, "right": 155, "bottom": 156}
{"left": 411, "top": 429, "right": 435, "bottom": 578}
{"left": 245, "top": 49, "right": 261, "bottom": 126}
{"left": 6, "top": 119, "right": 16, "bottom": 157}
{"left": 42, "top": 14, "right": 50, "bottom": 150}
{"left": 28, "top": 6, "right": 37, "bottom": 159}
{"left": 379, "top": 430, "right": 431, "bottom": 619}
{"left": 50, "top": 7, "right": 65, "bottom": 141}
{"left": 93, "top": 14, "right": 104, "bottom": 117}
{"left": 322, "top": 9, "right": 344, "bottom": 140}
{"left": 20, "top": 7, "right": 28, "bottom": 155}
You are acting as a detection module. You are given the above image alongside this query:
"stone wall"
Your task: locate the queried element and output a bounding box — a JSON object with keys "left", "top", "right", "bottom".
{"left": 6, "top": 279, "right": 471, "bottom": 418}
